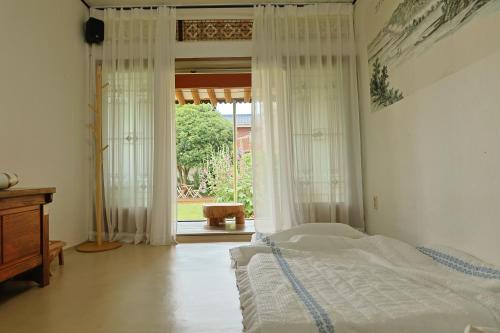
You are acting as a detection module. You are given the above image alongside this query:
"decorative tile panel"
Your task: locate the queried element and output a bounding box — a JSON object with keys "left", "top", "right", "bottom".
{"left": 177, "top": 20, "right": 253, "bottom": 41}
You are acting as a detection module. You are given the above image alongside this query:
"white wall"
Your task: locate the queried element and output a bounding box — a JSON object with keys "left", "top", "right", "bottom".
{"left": 354, "top": 1, "right": 500, "bottom": 265}
{"left": 0, "top": 0, "right": 91, "bottom": 247}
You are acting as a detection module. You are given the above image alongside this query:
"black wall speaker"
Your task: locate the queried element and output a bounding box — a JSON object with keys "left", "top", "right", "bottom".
{"left": 85, "top": 17, "right": 104, "bottom": 44}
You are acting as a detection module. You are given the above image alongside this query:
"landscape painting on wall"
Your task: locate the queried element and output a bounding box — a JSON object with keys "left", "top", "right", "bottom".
{"left": 368, "top": 0, "right": 498, "bottom": 111}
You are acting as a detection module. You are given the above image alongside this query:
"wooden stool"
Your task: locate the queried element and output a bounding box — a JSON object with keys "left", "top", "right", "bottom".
{"left": 49, "top": 241, "right": 66, "bottom": 266}
{"left": 202, "top": 203, "right": 245, "bottom": 227}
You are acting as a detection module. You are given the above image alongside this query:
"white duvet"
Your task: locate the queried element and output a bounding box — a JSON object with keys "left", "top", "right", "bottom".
{"left": 230, "top": 224, "right": 500, "bottom": 333}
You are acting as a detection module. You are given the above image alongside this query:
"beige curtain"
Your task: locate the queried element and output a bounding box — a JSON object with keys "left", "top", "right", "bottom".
{"left": 91, "top": 7, "right": 177, "bottom": 245}
{"left": 252, "top": 4, "right": 364, "bottom": 233}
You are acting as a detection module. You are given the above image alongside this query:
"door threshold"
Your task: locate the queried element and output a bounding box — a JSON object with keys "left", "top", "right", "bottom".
{"left": 176, "top": 233, "right": 252, "bottom": 243}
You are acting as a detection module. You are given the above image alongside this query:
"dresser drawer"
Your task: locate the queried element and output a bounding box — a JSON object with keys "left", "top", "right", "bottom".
{"left": 2, "top": 209, "right": 41, "bottom": 264}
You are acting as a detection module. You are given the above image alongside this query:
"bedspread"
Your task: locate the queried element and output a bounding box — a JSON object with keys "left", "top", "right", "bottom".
{"left": 231, "top": 224, "right": 500, "bottom": 333}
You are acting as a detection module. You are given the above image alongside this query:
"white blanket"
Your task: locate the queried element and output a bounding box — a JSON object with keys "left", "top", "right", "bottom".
{"left": 231, "top": 224, "right": 500, "bottom": 333}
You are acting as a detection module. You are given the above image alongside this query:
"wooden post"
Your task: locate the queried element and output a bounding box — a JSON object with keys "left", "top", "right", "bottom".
{"left": 36, "top": 212, "right": 50, "bottom": 287}
{"left": 77, "top": 63, "right": 121, "bottom": 253}
{"left": 243, "top": 87, "right": 251, "bottom": 103}
{"left": 232, "top": 102, "right": 238, "bottom": 203}
{"left": 191, "top": 88, "right": 201, "bottom": 105}
{"left": 175, "top": 89, "right": 186, "bottom": 105}
{"left": 208, "top": 88, "right": 217, "bottom": 107}
{"left": 95, "top": 63, "right": 104, "bottom": 246}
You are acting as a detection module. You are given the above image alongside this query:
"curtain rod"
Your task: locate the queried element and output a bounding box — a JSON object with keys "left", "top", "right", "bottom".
{"left": 91, "top": 1, "right": 354, "bottom": 10}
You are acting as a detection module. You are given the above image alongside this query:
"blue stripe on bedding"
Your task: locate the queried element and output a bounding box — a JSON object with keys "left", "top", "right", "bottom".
{"left": 263, "top": 236, "right": 335, "bottom": 333}
{"left": 417, "top": 246, "right": 500, "bottom": 280}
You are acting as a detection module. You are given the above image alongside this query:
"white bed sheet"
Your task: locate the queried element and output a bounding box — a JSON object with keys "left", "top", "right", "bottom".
{"left": 231, "top": 224, "right": 500, "bottom": 333}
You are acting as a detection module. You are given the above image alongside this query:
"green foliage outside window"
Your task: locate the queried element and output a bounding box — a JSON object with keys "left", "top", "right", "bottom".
{"left": 205, "top": 148, "right": 254, "bottom": 218}
{"left": 176, "top": 104, "right": 233, "bottom": 185}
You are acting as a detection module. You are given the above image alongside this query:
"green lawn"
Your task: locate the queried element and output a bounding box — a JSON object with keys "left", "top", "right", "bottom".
{"left": 177, "top": 202, "right": 205, "bottom": 221}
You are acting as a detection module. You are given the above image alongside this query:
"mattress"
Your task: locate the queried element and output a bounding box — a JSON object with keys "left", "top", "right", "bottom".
{"left": 230, "top": 224, "right": 500, "bottom": 333}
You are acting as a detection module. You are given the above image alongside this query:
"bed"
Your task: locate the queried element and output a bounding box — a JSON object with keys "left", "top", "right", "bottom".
{"left": 230, "top": 223, "right": 500, "bottom": 333}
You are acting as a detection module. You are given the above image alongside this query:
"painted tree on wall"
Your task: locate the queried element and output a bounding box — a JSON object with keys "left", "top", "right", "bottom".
{"left": 367, "top": 0, "right": 497, "bottom": 111}
{"left": 370, "top": 58, "right": 404, "bottom": 108}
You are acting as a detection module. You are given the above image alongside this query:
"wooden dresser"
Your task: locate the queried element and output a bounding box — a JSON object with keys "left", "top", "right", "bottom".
{"left": 0, "top": 187, "right": 55, "bottom": 287}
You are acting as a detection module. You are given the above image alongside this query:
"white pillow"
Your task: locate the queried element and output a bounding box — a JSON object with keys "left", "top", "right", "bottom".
{"left": 253, "top": 222, "right": 366, "bottom": 244}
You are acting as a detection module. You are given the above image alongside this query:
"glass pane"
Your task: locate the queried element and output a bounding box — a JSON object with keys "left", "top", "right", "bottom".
{"left": 176, "top": 102, "right": 254, "bottom": 223}
{"left": 234, "top": 102, "right": 253, "bottom": 220}
{"left": 176, "top": 103, "right": 234, "bottom": 221}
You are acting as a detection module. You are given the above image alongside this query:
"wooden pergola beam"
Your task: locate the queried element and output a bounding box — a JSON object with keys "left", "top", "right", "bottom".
{"left": 207, "top": 89, "right": 218, "bottom": 107}
{"left": 224, "top": 89, "right": 232, "bottom": 104}
{"left": 244, "top": 87, "right": 251, "bottom": 103}
{"left": 191, "top": 89, "right": 201, "bottom": 105}
{"left": 176, "top": 89, "right": 186, "bottom": 105}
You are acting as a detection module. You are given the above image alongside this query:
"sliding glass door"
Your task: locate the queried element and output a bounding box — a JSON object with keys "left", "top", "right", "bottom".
{"left": 176, "top": 102, "right": 253, "bottom": 223}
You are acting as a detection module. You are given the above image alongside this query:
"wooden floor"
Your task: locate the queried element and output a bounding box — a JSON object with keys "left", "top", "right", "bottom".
{"left": 0, "top": 243, "right": 247, "bottom": 333}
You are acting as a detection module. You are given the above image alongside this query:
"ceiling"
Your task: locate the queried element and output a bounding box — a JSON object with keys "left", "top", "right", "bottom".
{"left": 85, "top": 0, "right": 353, "bottom": 8}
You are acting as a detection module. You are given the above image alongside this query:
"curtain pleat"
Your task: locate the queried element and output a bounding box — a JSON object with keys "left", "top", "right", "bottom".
{"left": 252, "top": 4, "right": 364, "bottom": 233}
{"left": 94, "top": 7, "right": 176, "bottom": 245}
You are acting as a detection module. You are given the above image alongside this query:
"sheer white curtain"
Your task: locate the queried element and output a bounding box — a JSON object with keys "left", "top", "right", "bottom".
{"left": 252, "top": 4, "right": 364, "bottom": 233}
{"left": 94, "top": 7, "right": 176, "bottom": 245}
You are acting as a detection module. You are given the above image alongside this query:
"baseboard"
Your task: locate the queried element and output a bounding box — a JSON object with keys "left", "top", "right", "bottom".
{"left": 67, "top": 233, "right": 253, "bottom": 246}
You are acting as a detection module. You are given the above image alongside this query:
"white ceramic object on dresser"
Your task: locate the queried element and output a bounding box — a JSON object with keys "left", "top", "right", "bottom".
{"left": 0, "top": 172, "right": 19, "bottom": 189}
